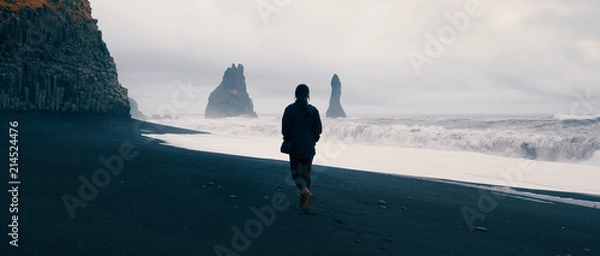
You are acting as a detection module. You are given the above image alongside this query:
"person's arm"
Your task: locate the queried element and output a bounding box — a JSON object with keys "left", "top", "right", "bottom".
{"left": 313, "top": 108, "right": 322, "bottom": 143}
{"left": 282, "top": 107, "right": 291, "bottom": 141}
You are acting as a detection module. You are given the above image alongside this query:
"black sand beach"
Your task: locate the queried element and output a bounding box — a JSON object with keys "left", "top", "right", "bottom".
{"left": 1, "top": 115, "right": 599, "bottom": 255}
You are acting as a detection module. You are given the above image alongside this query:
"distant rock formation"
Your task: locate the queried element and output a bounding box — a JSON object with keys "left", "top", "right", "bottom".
{"left": 205, "top": 64, "right": 257, "bottom": 118}
{"left": 326, "top": 74, "right": 347, "bottom": 118}
{"left": 0, "top": 0, "right": 130, "bottom": 118}
{"left": 129, "top": 98, "right": 146, "bottom": 120}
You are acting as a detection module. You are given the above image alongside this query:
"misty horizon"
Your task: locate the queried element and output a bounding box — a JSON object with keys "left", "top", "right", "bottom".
{"left": 89, "top": 1, "right": 599, "bottom": 117}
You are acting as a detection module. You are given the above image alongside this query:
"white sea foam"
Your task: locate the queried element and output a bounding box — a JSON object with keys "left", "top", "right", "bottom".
{"left": 552, "top": 113, "right": 600, "bottom": 121}
{"left": 145, "top": 132, "right": 600, "bottom": 196}
{"left": 143, "top": 115, "right": 600, "bottom": 197}
{"left": 149, "top": 115, "right": 600, "bottom": 162}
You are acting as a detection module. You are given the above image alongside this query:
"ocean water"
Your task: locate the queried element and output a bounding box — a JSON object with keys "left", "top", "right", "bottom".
{"left": 152, "top": 114, "right": 600, "bottom": 164}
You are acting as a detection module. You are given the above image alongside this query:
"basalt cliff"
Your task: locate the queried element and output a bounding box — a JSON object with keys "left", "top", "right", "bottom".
{"left": 0, "top": 0, "right": 130, "bottom": 117}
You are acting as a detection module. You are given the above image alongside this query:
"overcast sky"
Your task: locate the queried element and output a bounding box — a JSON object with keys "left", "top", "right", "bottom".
{"left": 90, "top": 0, "right": 599, "bottom": 116}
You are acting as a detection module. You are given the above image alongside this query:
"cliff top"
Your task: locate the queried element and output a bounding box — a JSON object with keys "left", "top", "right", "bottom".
{"left": 0, "top": 0, "right": 92, "bottom": 19}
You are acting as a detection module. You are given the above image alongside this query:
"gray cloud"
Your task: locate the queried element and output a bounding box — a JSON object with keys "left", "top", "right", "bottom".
{"left": 91, "top": 0, "right": 600, "bottom": 116}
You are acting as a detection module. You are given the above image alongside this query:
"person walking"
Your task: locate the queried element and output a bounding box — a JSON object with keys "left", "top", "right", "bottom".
{"left": 282, "top": 84, "right": 323, "bottom": 212}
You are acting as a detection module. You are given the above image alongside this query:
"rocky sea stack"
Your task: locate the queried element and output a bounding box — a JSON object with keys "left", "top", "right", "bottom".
{"left": 129, "top": 97, "right": 146, "bottom": 120}
{"left": 205, "top": 64, "right": 257, "bottom": 119}
{"left": 0, "top": 0, "right": 130, "bottom": 117}
{"left": 326, "top": 74, "right": 347, "bottom": 118}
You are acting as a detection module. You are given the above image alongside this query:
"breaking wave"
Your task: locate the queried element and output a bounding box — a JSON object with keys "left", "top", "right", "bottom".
{"left": 152, "top": 115, "right": 600, "bottom": 163}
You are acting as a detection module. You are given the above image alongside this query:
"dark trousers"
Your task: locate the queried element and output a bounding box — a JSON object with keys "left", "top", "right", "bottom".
{"left": 289, "top": 155, "right": 313, "bottom": 190}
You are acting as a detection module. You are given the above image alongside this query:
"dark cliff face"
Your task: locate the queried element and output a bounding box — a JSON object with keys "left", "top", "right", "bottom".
{"left": 205, "top": 64, "right": 257, "bottom": 119}
{"left": 326, "top": 74, "right": 347, "bottom": 118}
{"left": 0, "top": 0, "right": 130, "bottom": 118}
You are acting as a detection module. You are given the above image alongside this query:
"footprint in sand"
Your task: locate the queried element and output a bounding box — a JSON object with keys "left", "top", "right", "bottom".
{"left": 329, "top": 215, "right": 346, "bottom": 225}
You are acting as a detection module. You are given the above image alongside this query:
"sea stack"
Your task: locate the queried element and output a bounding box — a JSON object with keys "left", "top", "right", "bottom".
{"left": 129, "top": 97, "right": 146, "bottom": 120}
{"left": 205, "top": 64, "right": 258, "bottom": 118}
{"left": 0, "top": 0, "right": 130, "bottom": 118}
{"left": 326, "top": 74, "right": 347, "bottom": 118}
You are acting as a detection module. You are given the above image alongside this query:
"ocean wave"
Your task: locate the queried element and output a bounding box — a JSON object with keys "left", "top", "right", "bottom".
{"left": 152, "top": 116, "right": 600, "bottom": 163}
{"left": 322, "top": 119, "right": 599, "bottom": 162}
{"left": 552, "top": 113, "right": 600, "bottom": 121}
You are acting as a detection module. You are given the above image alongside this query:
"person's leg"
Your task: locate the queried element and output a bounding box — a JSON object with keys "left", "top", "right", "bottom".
{"left": 298, "top": 157, "right": 314, "bottom": 211}
{"left": 290, "top": 156, "right": 314, "bottom": 211}
{"left": 289, "top": 155, "right": 307, "bottom": 190}
{"left": 301, "top": 157, "right": 313, "bottom": 190}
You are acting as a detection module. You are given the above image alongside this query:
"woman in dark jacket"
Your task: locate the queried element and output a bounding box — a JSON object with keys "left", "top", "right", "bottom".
{"left": 282, "top": 84, "right": 322, "bottom": 212}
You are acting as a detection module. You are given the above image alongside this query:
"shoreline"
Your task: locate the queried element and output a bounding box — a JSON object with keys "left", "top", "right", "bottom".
{"left": 146, "top": 129, "right": 600, "bottom": 196}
